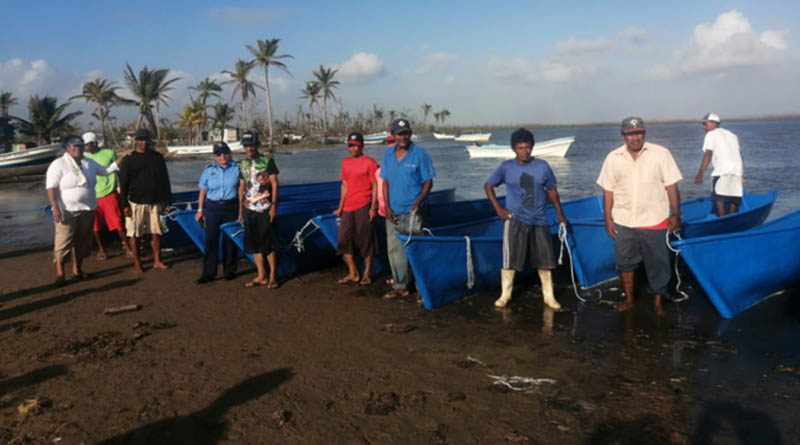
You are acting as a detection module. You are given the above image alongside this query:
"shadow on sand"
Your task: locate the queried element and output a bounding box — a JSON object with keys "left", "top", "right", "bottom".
{"left": 691, "top": 400, "right": 783, "bottom": 444}
{"left": 98, "top": 367, "right": 294, "bottom": 444}
{"left": 0, "top": 364, "right": 68, "bottom": 396}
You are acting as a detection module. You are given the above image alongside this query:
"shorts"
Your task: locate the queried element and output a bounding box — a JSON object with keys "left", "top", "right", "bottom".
{"left": 125, "top": 202, "right": 165, "bottom": 237}
{"left": 711, "top": 176, "right": 743, "bottom": 206}
{"left": 242, "top": 208, "right": 277, "bottom": 254}
{"left": 53, "top": 210, "right": 95, "bottom": 263}
{"left": 613, "top": 224, "right": 671, "bottom": 296}
{"left": 94, "top": 192, "right": 124, "bottom": 232}
{"left": 502, "top": 218, "right": 556, "bottom": 271}
{"left": 336, "top": 204, "right": 376, "bottom": 257}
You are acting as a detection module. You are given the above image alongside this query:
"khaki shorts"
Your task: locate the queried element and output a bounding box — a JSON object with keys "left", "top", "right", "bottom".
{"left": 125, "top": 202, "right": 165, "bottom": 237}
{"left": 53, "top": 210, "right": 95, "bottom": 263}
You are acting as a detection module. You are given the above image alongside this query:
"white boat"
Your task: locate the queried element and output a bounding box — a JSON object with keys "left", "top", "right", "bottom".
{"left": 433, "top": 132, "right": 455, "bottom": 139}
{"left": 466, "top": 136, "right": 575, "bottom": 159}
{"left": 0, "top": 144, "right": 62, "bottom": 177}
{"left": 167, "top": 141, "right": 244, "bottom": 155}
{"left": 363, "top": 131, "right": 389, "bottom": 145}
{"left": 454, "top": 133, "right": 491, "bottom": 142}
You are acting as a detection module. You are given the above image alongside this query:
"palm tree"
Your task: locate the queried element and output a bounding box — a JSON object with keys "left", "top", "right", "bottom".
{"left": 1, "top": 91, "right": 18, "bottom": 118}
{"left": 438, "top": 109, "right": 451, "bottom": 125}
{"left": 123, "top": 63, "right": 181, "bottom": 141}
{"left": 11, "top": 95, "right": 82, "bottom": 145}
{"left": 299, "top": 81, "right": 321, "bottom": 135}
{"left": 70, "top": 78, "right": 131, "bottom": 147}
{"left": 433, "top": 111, "right": 441, "bottom": 125}
{"left": 312, "top": 65, "right": 339, "bottom": 140}
{"left": 221, "top": 59, "right": 263, "bottom": 129}
{"left": 176, "top": 98, "right": 204, "bottom": 144}
{"left": 188, "top": 78, "right": 222, "bottom": 134}
{"left": 246, "top": 38, "right": 293, "bottom": 148}
{"left": 211, "top": 103, "right": 235, "bottom": 131}
{"left": 420, "top": 104, "right": 432, "bottom": 131}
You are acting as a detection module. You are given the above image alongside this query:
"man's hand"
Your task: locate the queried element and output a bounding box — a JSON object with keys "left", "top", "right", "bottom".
{"left": 495, "top": 207, "right": 512, "bottom": 221}
{"left": 410, "top": 203, "right": 419, "bottom": 213}
{"left": 668, "top": 215, "right": 682, "bottom": 233}
{"left": 694, "top": 172, "right": 704, "bottom": 185}
{"left": 123, "top": 207, "right": 131, "bottom": 217}
{"left": 369, "top": 207, "right": 376, "bottom": 222}
{"left": 237, "top": 212, "right": 243, "bottom": 223}
{"left": 386, "top": 207, "right": 397, "bottom": 223}
{"left": 269, "top": 205, "right": 277, "bottom": 222}
{"left": 557, "top": 214, "right": 567, "bottom": 225}
{"left": 604, "top": 218, "right": 618, "bottom": 239}
{"left": 333, "top": 208, "right": 342, "bottom": 217}
{"left": 194, "top": 210, "right": 203, "bottom": 222}
{"left": 52, "top": 207, "right": 62, "bottom": 224}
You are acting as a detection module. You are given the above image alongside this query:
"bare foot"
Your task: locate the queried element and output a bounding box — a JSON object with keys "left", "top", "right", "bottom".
{"left": 337, "top": 274, "right": 359, "bottom": 284}
{"left": 132, "top": 267, "right": 144, "bottom": 274}
{"left": 152, "top": 262, "right": 170, "bottom": 270}
{"left": 615, "top": 300, "right": 635, "bottom": 312}
{"left": 244, "top": 279, "right": 268, "bottom": 287}
{"left": 653, "top": 295, "right": 665, "bottom": 317}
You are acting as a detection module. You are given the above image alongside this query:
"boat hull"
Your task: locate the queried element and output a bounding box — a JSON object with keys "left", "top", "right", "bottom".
{"left": 671, "top": 209, "right": 800, "bottom": 318}
{"left": 433, "top": 133, "right": 455, "bottom": 140}
{"left": 466, "top": 137, "right": 575, "bottom": 159}
{"left": 0, "top": 144, "right": 62, "bottom": 170}
{"left": 454, "top": 133, "right": 491, "bottom": 142}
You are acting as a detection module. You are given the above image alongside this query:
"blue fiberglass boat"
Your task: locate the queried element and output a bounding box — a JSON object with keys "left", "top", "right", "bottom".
{"left": 213, "top": 189, "right": 456, "bottom": 279}
{"left": 311, "top": 196, "right": 509, "bottom": 276}
{"left": 566, "top": 190, "right": 777, "bottom": 289}
{"left": 398, "top": 190, "right": 777, "bottom": 310}
{"left": 671, "top": 208, "right": 800, "bottom": 318}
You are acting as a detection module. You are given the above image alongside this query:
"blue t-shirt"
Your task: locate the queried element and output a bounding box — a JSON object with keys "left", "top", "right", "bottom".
{"left": 380, "top": 143, "right": 436, "bottom": 215}
{"left": 198, "top": 161, "right": 240, "bottom": 201}
{"left": 486, "top": 158, "right": 557, "bottom": 226}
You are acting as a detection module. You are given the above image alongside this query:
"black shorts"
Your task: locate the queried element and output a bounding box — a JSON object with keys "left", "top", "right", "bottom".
{"left": 242, "top": 208, "right": 277, "bottom": 254}
{"left": 336, "top": 204, "right": 377, "bottom": 257}
{"left": 711, "top": 176, "right": 742, "bottom": 206}
{"left": 502, "top": 218, "right": 556, "bottom": 271}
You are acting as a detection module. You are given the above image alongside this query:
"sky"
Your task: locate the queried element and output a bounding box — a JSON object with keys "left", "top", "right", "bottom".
{"left": 1, "top": 0, "right": 799, "bottom": 128}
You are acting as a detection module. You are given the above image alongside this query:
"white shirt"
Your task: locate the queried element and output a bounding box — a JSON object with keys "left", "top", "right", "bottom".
{"left": 702, "top": 127, "right": 743, "bottom": 177}
{"left": 46, "top": 153, "right": 119, "bottom": 212}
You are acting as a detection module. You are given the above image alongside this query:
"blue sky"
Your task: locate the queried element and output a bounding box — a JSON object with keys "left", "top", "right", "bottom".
{"left": 2, "top": 1, "right": 798, "bottom": 127}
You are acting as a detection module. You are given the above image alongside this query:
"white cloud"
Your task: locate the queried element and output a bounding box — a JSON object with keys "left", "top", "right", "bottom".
{"left": 412, "top": 52, "right": 458, "bottom": 75}
{"left": 649, "top": 10, "right": 789, "bottom": 79}
{"left": 540, "top": 62, "right": 574, "bottom": 83}
{"left": 206, "top": 7, "right": 284, "bottom": 27}
{"left": 444, "top": 75, "right": 456, "bottom": 85}
{"left": 619, "top": 27, "right": 649, "bottom": 44}
{"left": 334, "top": 52, "right": 386, "bottom": 84}
{"left": 555, "top": 37, "right": 612, "bottom": 54}
{"left": 487, "top": 56, "right": 531, "bottom": 81}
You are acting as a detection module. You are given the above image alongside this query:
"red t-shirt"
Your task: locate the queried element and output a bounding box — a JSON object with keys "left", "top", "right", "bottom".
{"left": 341, "top": 155, "right": 378, "bottom": 211}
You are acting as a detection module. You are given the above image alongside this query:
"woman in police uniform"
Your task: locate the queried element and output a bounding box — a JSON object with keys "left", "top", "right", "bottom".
{"left": 195, "top": 142, "right": 241, "bottom": 283}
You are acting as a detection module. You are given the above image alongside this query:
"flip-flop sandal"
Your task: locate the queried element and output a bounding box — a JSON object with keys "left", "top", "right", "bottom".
{"left": 385, "top": 278, "right": 394, "bottom": 286}
{"left": 244, "top": 280, "right": 267, "bottom": 287}
{"left": 360, "top": 277, "right": 372, "bottom": 285}
{"left": 338, "top": 276, "right": 358, "bottom": 284}
{"left": 266, "top": 281, "right": 279, "bottom": 289}
{"left": 97, "top": 252, "right": 108, "bottom": 261}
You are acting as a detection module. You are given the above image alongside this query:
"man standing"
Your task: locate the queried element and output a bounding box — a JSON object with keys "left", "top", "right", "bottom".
{"left": 484, "top": 128, "right": 567, "bottom": 310}
{"left": 694, "top": 113, "right": 743, "bottom": 216}
{"left": 380, "top": 118, "right": 435, "bottom": 300}
{"left": 46, "top": 136, "right": 125, "bottom": 284}
{"left": 334, "top": 132, "right": 378, "bottom": 285}
{"left": 596, "top": 117, "right": 683, "bottom": 316}
{"left": 238, "top": 130, "right": 280, "bottom": 288}
{"left": 119, "top": 128, "right": 172, "bottom": 273}
{"left": 82, "top": 131, "right": 131, "bottom": 259}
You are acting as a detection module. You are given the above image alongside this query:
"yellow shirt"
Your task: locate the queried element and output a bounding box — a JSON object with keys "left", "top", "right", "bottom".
{"left": 596, "top": 142, "right": 683, "bottom": 227}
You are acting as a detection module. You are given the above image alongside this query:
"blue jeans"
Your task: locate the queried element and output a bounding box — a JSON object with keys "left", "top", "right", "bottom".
{"left": 385, "top": 212, "right": 425, "bottom": 291}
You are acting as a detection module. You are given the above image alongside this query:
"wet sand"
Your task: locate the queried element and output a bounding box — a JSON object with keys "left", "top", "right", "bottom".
{"left": 1, "top": 242, "right": 799, "bottom": 444}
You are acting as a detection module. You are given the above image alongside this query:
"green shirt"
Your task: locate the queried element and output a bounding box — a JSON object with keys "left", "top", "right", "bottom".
{"left": 84, "top": 148, "right": 118, "bottom": 198}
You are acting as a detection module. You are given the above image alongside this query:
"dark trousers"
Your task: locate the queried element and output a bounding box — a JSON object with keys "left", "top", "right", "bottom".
{"left": 202, "top": 199, "right": 239, "bottom": 278}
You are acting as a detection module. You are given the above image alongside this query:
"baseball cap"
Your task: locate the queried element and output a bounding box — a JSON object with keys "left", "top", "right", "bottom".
{"left": 63, "top": 135, "right": 85, "bottom": 147}
{"left": 621, "top": 117, "right": 646, "bottom": 134}
{"left": 134, "top": 128, "right": 152, "bottom": 140}
{"left": 82, "top": 131, "right": 98, "bottom": 144}
{"left": 212, "top": 142, "right": 231, "bottom": 155}
{"left": 390, "top": 118, "right": 412, "bottom": 134}
{"left": 700, "top": 113, "right": 721, "bottom": 124}
{"left": 346, "top": 132, "right": 364, "bottom": 146}
{"left": 510, "top": 128, "right": 535, "bottom": 147}
{"left": 241, "top": 130, "right": 260, "bottom": 147}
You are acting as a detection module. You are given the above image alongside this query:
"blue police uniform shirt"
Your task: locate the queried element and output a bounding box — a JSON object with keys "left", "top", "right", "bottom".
{"left": 380, "top": 143, "right": 436, "bottom": 215}
{"left": 198, "top": 161, "right": 240, "bottom": 201}
{"left": 486, "top": 158, "right": 556, "bottom": 226}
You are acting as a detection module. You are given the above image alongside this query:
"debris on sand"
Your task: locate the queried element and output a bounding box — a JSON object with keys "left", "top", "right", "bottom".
{"left": 103, "top": 304, "right": 141, "bottom": 315}
{"left": 504, "top": 430, "right": 532, "bottom": 442}
{"left": 364, "top": 392, "right": 399, "bottom": 415}
{"left": 272, "top": 409, "right": 293, "bottom": 427}
{"left": 488, "top": 375, "right": 557, "bottom": 392}
{"left": 17, "top": 398, "right": 51, "bottom": 416}
{"left": 381, "top": 323, "right": 415, "bottom": 334}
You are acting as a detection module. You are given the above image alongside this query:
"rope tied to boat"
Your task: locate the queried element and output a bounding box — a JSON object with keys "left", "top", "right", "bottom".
{"left": 292, "top": 218, "right": 321, "bottom": 252}
{"left": 666, "top": 230, "right": 690, "bottom": 303}
{"left": 464, "top": 236, "right": 475, "bottom": 289}
{"left": 556, "top": 222, "right": 602, "bottom": 303}
{"left": 402, "top": 211, "right": 433, "bottom": 245}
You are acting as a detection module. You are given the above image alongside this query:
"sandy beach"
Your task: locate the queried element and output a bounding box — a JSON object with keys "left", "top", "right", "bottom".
{"left": 1, "top": 237, "right": 798, "bottom": 444}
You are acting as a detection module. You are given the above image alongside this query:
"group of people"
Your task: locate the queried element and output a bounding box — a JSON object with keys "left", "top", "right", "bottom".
{"left": 46, "top": 112, "right": 743, "bottom": 316}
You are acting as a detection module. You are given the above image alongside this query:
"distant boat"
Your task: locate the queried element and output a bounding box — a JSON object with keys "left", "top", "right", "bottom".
{"left": 167, "top": 141, "right": 244, "bottom": 155}
{"left": 0, "top": 144, "right": 62, "bottom": 178}
{"left": 466, "top": 136, "right": 575, "bottom": 159}
{"left": 359, "top": 131, "right": 389, "bottom": 145}
{"left": 433, "top": 132, "right": 456, "bottom": 139}
{"left": 454, "top": 133, "right": 491, "bottom": 142}
{"left": 672, "top": 208, "right": 800, "bottom": 318}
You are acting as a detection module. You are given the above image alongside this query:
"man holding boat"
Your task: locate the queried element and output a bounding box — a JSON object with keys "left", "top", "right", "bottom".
{"left": 484, "top": 128, "right": 567, "bottom": 310}
{"left": 694, "top": 113, "right": 743, "bottom": 216}
{"left": 380, "top": 118, "right": 435, "bottom": 300}
{"left": 597, "top": 117, "right": 682, "bottom": 316}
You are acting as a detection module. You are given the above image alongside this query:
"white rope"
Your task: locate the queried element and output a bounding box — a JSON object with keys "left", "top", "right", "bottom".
{"left": 403, "top": 210, "right": 420, "bottom": 246}
{"left": 231, "top": 228, "right": 244, "bottom": 238}
{"left": 464, "top": 236, "right": 475, "bottom": 289}
{"left": 666, "top": 230, "right": 690, "bottom": 303}
{"left": 557, "top": 222, "right": 591, "bottom": 303}
{"left": 292, "top": 218, "right": 320, "bottom": 252}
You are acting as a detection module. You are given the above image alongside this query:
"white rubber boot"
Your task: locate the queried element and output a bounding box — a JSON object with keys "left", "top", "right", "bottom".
{"left": 494, "top": 269, "right": 515, "bottom": 308}
{"left": 538, "top": 269, "right": 561, "bottom": 310}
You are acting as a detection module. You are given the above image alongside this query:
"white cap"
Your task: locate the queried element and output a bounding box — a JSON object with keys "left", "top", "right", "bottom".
{"left": 700, "top": 113, "right": 720, "bottom": 124}
{"left": 82, "top": 131, "right": 98, "bottom": 144}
